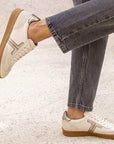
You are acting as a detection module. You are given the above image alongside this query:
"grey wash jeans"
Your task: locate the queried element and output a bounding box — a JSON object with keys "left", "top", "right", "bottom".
{"left": 45, "top": 0, "right": 114, "bottom": 111}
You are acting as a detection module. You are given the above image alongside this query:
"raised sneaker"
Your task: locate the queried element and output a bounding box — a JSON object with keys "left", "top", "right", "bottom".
{"left": 0, "top": 8, "right": 41, "bottom": 78}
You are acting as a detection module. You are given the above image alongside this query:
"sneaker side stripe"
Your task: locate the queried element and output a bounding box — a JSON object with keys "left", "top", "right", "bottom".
{"left": 8, "top": 38, "right": 24, "bottom": 54}
{"left": 87, "top": 119, "right": 102, "bottom": 133}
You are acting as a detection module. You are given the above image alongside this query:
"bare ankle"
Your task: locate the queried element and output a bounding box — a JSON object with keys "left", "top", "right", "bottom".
{"left": 28, "top": 19, "right": 52, "bottom": 44}
{"left": 67, "top": 107, "right": 84, "bottom": 120}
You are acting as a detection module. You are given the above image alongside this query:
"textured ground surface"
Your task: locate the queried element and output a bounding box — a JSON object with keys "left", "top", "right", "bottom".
{"left": 0, "top": 0, "right": 114, "bottom": 144}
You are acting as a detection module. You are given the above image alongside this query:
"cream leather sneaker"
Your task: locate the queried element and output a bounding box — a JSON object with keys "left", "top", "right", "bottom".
{"left": 0, "top": 8, "right": 41, "bottom": 78}
{"left": 62, "top": 111, "right": 114, "bottom": 139}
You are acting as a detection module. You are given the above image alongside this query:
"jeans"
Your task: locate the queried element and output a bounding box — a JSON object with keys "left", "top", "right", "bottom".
{"left": 45, "top": 0, "right": 114, "bottom": 111}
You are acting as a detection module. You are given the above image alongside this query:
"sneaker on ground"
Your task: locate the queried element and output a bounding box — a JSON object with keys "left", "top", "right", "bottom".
{"left": 62, "top": 111, "right": 114, "bottom": 139}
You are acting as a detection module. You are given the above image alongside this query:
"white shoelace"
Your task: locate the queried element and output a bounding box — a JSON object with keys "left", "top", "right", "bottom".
{"left": 86, "top": 113, "right": 114, "bottom": 129}
{"left": 12, "top": 43, "right": 33, "bottom": 63}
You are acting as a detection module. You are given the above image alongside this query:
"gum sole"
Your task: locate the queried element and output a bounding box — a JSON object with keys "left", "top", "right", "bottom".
{"left": 62, "top": 128, "right": 114, "bottom": 139}
{"left": 0, "top": 8, "right": 23, "bottom": 78}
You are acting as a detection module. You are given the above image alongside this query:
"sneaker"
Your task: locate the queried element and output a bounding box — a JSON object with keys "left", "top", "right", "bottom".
{"left": 62, "top": 111, "right": 114, "bottom": 139}
{"left": 0, "top": 8, "right": 41, "bottom": 78}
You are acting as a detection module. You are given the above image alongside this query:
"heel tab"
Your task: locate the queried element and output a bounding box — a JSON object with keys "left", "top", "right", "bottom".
{"left": 62, "top": 111, "right": 71, "bottom": 121}
{"left": 62, "top": 111, "right": 67, "bottom": 120}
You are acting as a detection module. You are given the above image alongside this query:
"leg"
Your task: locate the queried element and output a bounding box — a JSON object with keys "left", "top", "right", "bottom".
{"left": 29, "top": 0, "right": 114, "bottom": 53}
{"left": 45, "top": 0, "right": 114, "bottom": 53}
{"left": 67, "top": 0, "right": 108, "bottom": 119}
{"left": 28, "top": 0, "right": 114, "bottom": 54}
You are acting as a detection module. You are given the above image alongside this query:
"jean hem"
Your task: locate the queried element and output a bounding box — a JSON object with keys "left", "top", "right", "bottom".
{"left": 68, "top": 103, "right": 93, "bottom": 112}
{"left": 45, "top": 17, "right": 69, "bottom": 53}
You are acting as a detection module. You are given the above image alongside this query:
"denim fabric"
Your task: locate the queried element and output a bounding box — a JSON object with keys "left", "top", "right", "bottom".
{"left": 67, "top": 0, "right": 108, "bottom": 111}
{"left": 45, "top": 0, "right": 114, "bottom": 53}
{"left": 45, "top": 0, "right": 114, "bottom": 111}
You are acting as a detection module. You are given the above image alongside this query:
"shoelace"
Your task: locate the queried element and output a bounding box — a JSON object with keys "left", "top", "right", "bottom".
{"left": 12, "top": 43, "right": 33, "bottom": 63}
{"left": 87, "top": 113, "right": 114, "bottom": 129}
